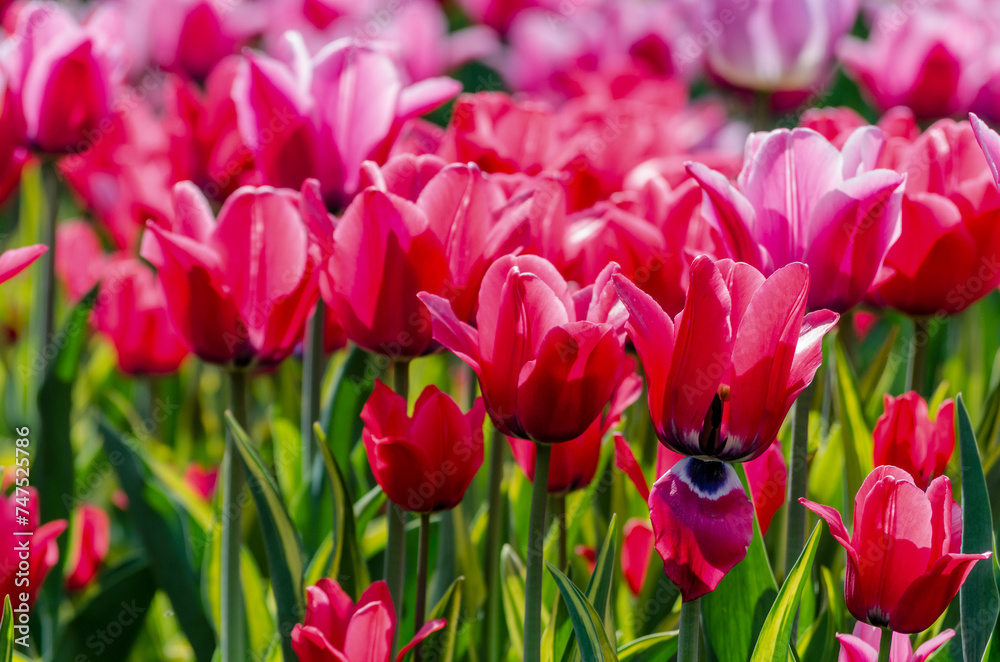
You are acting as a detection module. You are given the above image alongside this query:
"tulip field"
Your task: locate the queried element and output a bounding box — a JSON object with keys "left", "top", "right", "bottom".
{"left": 10, "top": 0, "right": 1000, "bottom": 661}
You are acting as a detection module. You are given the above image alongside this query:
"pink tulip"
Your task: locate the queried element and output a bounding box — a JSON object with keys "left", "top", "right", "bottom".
{"left": 65, "top": 504, "right": 110, "bottom": 592}
{"left": 183, "top": 464, "right": 219, "bottom": 501}
{"left": 871, "top": 117, "right": 1000, "bottom": 315}
{"left": 232, "top": 34, "right": 460, "bottom": 208}
{"left": 705, "top": 0, "right": 860, "bottom": 92}
{"left": 142, "top": 0, "right": 250, "bottom": 80}
{"left": 837, "top": 622, "right": 955, "bottom": 662}
{"left": 140, "top": 180, "right": 326, "bottom": 367}
{"left": 802, "top": 466, "right": 991, "bottom": 633}
{"left": 362, "top": 380, "right": 485, "bottom": 513}
{"left": 420, "top": 257, "right": 626, "bottom": 443}
{"left": 292, "top": 579, "right": 446, "bottom": 662}
{"left": 873, "top": 393, "right": 954, "bottom": 491}
{"left": 1, "top": 472, "right": 66, "bottom": 608}
{"left": 2, "top": 1, "right": 123, "bottom": 154}
{"left": 688, "top": 126, "right": 904, "bottom": 312}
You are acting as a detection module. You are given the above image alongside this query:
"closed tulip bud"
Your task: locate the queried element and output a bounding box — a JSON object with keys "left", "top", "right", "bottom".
{"left": 873, "top": 393, "right": 954, "bottom": 491}
{"left": 65, "top": 504, "right": 110, "bottom": 592}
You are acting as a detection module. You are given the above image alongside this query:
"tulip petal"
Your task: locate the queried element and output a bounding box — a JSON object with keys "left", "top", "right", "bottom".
{"left": 622, "top": 520, "right": 655, "bottom": 597}
{"left": 686, "top": 162, "right": 764, "bottom": 269}
{"left": 396, "top": 619, "right": 448, "bottom": 662}
{"left": 784, "top": 309, "right": 840, "bottom": 408}
{"left": 743, "top": 441, "right": 787, "bottom": 536}
{"left": 418, "top": 293, "right": 482, "bottom": 374}
{"left": 912, "top": 629, "right": 956, "bottom": 662}
{"left": 799, "top": 498, "right": 857, "bottom": 563}
{"left": 890, "top": 551, "right": 992, "bottom": 633}
{"left": 343, "top": 600, "right": 395, "bottom": 662}
{"left": 291, "top": 624, "right": 351, "bottom": 662}
{"left": 614, "top": 434, "right": 650, "bottom": 502}
{"left": 0, "top": 244, "right": 47, "bottom": 284}
{"left": 835, "top": 633, "right": 877, "bottom": 662}
{"left": 971, "top": 113, "right": 1000, "bottom": 187}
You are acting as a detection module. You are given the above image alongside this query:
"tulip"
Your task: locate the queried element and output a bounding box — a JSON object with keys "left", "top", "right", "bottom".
{"left": 420, "top": 256, "right": 627, "bottom": 443}
{"left": 291, "top": 578, "right": 446, "bottom": 662}
{"left": 232, "top": 32, "right": 460, "bottom": 208}
{"left": 361, "top": 380, "right": 485, "bottom": 513}
{"left": 704, "top": 0, "right": 860, "bottom": 92}
{"left": 93, "top": 257, "right": 190, "bottom": 375}
{"left": 141, "top": 0, "right": 250, "bottom": 80}
{"left": 688, "top": 126, "right": 904, "bottom": 312}
{"left": 65, "top": 504, "right": 110, "bottom": 592}
{"left": 2, "top": 1, "right": 123, "bottom": 154}
{"left": 54, "top": 220, "right": 106, "bottom": 301}
{"left": 872, "top": 118, "right": 1000, "bottom": 315}
{"left": 0, "top": 73, "right": 28, "bottom": 206}
{"left": 140, "top": 180, "right": 325, "bottom": 368}
{"left": 801, "top": 466, "right": 991, "bottom": 632}
{"left": 183, "top": 464, "right": 219, "bottom": 501}
{"left": 508, "top": 365, "right": 642, "bottom": 494}
{"left": 873, "top": 393, "right": 954, "bottom": 491}
{"left": 1, "top": 473, "right": 67, "bottom": 607}
{"left": 837, "top": 622, "right": 955, "bottom": 662}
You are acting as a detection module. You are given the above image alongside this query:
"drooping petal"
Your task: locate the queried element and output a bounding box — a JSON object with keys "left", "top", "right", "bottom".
{"left": 396, "top": 619, "right": 448, "bottom": 662}
{"left": 0, "top": 244, "right": 47, "bottom": 284}
{"left": 686, "top": 162, "right": 765, "bottom": 269}
{"left": 622, "top": 519, "right": 655, "bottom": 597}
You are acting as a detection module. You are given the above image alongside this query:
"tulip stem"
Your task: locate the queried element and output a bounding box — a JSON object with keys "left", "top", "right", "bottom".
{"left": 906, "top": 318, "right": 930, "bottom": 396}
{"left": 301, "top": 299, "right": 326, "bottom": 480}
{"left": 39, "top": 160, "right": 59, "bottom": 348}
{"left": 553, "top": 494, "right": 567, "bottom": 570}
{"left": 524, "top": 442, "right": 551, "bottom": 662}
{"left": 678, "top": 597, "right": 701, "bottom": 662}
{"left": 785, "top": 381, "right": 814, "bottom": 580}
{"left": 386, "top": 360, "right": 410, "bottom": 652}
{"left": 483, "top": 427, "right": 506, "bottom": 662}
{"left": 415, "top": 512, "right": 431, "bottom": 662}
{"left": 221, "top": 370, "right": 248, "bottom": 662}
{"left": 877, "top": 627, "right": 893, "bottom": 662}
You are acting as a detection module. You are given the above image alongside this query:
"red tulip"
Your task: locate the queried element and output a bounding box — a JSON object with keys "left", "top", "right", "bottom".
{"left": 837, "top": 622, "right": 954, "bottom": 662}
{"left": 621, "top": 519, "right": 655, "bottom": 597}
{"left": 183, "top": 464, "right": 219, "bottom": 501}
{"left": 508, "top": 364, "right": 642, "bottom": 493}
{"left": 2, "top": 1, "right": 122, "bottom": 154}
{"left": 613, "top": 255, "right": 838, "bottom": 462}
{"left": 872, "top": 118, "right": 1000, "bottom": 315}
{"left": 292, "top": 579, "right": 446, "bottom": 662}
{"left": 232, "top": 35, "right": 460, "bottom": 208}
{"left": 140, "top": 180, "right": 326, "bottom": 367}
{"left": 0, "top": 244, "right": 47, "bottom": 285}
{"left": 0, "top": 73, "right": 28, "bottom": 206}
{"left": 65, "top": 504, "right": 110, "bottom": 592}
{"left": 362, "top": 380, "right": 485, "bottom": 513}
{"left": 93, "top": 257, "right": 190, "bottom": 375}
{"left": 420, "top": 257, "right": 627, "bottom": 443}
{"left": 1, "top": 472, "right": 67, "bottom": 608}
{"left": 801, "top": 466, "right": 991, "bottom": 633}
{"left": 873, "top": 393, "right": 954, "bottom": 491}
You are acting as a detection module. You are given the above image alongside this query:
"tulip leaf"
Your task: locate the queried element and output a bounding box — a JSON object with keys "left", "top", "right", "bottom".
{"left": 225, "top": 412, "right": 305, "bottom": 662}
{"left": 957, "top": 394, "right": 999, "bottom": 662}
{"left": 616, "top": 631, "right": 679, "bottom": 661}
{"left": 322, "top": 345, "right": 379, "bottom": 473}
{"left": 557, "top": 515, "right": 619, "bottom": 662}
{"left": 1, "top": 596, "right": 11, "bottom": 662}
{"left": 978, "top": 379, "right": 1000, "bottom": 453}
{"left": 749, "top": 524, "right": 822, "bottom": 662}
{"left": 312, "top": 422, "right": 370, "bottom": 600}
{"left": 98, "top": 419, "right": 217, "bottom": 662}
{"left": 501, "top": 544, "right": 528, "bottom": 656}
{"left": 703, "top": 468, "right": 778, "bottom": 662}
{"left": 426, "top": 576, "right": 464, "bottom": 662}
{"left": 859, "top": 324, "right": 899, "bottom": 409}
{"left": 52, "top": 557, "right": 156, "bottom": 662}
{"left": 546, "top": 561, "right": 618, "bottom": 662}
{"left": 832, "top": 339, "right": 873, "bottom": 522}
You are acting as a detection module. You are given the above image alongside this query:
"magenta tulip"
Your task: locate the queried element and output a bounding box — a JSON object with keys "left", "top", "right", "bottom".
{"left": 837, "top": 622, "right": 955, "bottom": 662}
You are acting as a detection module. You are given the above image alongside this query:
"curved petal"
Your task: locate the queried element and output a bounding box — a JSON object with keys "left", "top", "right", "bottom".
{"left": 889, "top": 551, "right": 992, "bottom": 633}
{"left": 396, "top": 618, "right": 448, "bottom": 662}
{"left": 0, "top": 244, "right": 47, "bottom": 284}
{"left": 686, "top": 162, "right": 764, "bottom": 269}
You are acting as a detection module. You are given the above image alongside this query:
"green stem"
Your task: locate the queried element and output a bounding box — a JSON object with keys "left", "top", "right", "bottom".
{"left": 386, "top": 360, "right": 410, "bottom": 651}
{"left": 483, "top": 427, "right": 506, "bottom": 662}
{"left": 906, "top": 318, "right": 930, "bottom": 396}
{"left": 524, "top": 443, "right": 551, "bottom": 662}
{"left": 752, "top": 91, "right": 773, "bottom": 132}
{"left": 876, "top": 627, "right": 893, "bottom": 662}
{"left": 784, "top": 381, "right": 814, "bottom": 580}
{"left": 221, "top": 370, "right": 248, "bottom": 662}
{"left": 301, "top": 299, "right": 326, "bottom": 479}
{"left": 677, "top": 597, "right": 701, "bottom": 662}
{"left": 414, "top": 512, "right": 431, "bottom": 662}
{"left": 553, "top": 494, "right": 567, "bottom": 570}
{"left": 39, "top": 160, "right": 59, "bottom": 348}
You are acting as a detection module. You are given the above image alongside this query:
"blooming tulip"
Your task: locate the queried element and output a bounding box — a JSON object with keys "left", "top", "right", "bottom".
{"left": 837, "top": 622, "right": 955, "bottom": 662}
{"left": 705, "top": 0, "right": 860, "bottom": 92}
{"left": 688, "top": 126, "right": 904, "bottom": 312}
{"left": 232, "top": 33, "right": 460, "bottom": 208}
{"left": 873, "top": 393, "right": 954, "bottom": 491}
{"left": 872, "top": 118, "right": 1000, "bottom": 315}
{"left": 65, "top": 504, "right": 110, "bottom": 592}
{"left": 420, "top": 256, "right": 627, "bottom": 443}
{"left": 801, "top": 466, "right": 991, "bottom": 633}
{"left": 1, "top": 473, "right": 66, "bottom": 607}
{"left": 361, "top": 380, "right": 485, "bottom": 513}
{"left": 2, "top": 1, "right": 123, "bottom": 153}
{"left": 292, "top": 578, "right": 446, "bottom": 662}
{"left": 141, "top": 180, "right": 326, "bottom": 367}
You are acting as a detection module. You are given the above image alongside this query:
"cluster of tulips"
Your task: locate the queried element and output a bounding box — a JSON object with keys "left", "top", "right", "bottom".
{"left": 5, "top": 1, "right": 1000, "bottom": 662}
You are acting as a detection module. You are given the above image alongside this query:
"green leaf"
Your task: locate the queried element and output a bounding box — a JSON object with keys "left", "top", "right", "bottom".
{"left": 749, "top": 524, "right": 823, "bottom": 662}
{"left": 978, "top": 379, "right": 1000, "bottom": 454}
{"left": 322, "top": 346, "right": 378, "bottom": 472}
{"left": 99, "top": 419, "right": 216, "bottom": 662}
{"left": 545, "top": 562, "right": 618, "bottom": 662}
{"left": 425, "top": 577, "right": 464, "bottom": 662}
{"left": 859, "top": 325, "right": 900, "bottom": 407}
{"left": 501, "top": 545, "right": 527, "bottom": 657}
{"left": 313, "top": 422, "right": 370, "bottom": 600}
{"left": 52, "top": 558, "right": 156, "bottom": 662}
{"left": 957, "top": 394, "right": 999, "bottom": 662}
{"left": 616, "top": 632, "right": 679, "bottom": 661}
{"left": 1, "top": 596, "right": 12, "bottom": 662}
{"left": 226, "top": 412, "right": 305, "bottom": 662}
{"left": 832, "top": 339, "right": 874, "bottom": 521}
